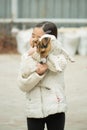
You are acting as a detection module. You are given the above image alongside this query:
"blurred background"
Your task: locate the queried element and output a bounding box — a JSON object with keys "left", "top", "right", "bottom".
{"left": 0, "top": 0, "right": 87, "bottom": 55}
{"left": 0, "top": 0, "right": 87, "bottom": 130}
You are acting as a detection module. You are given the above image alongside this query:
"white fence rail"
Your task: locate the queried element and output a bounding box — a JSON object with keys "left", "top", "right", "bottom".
{"left": 0, "top": 18, "right": 87, "bottom": 24}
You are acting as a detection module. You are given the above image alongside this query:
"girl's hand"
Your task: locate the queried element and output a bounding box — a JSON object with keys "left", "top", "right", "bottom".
{"left": 28, "top": 47, "right": 37, "bottom": 55}
{"left": 36, "top": 63, "right": 48, "bottom": 75}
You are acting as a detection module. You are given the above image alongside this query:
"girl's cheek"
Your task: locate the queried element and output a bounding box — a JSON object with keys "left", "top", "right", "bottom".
{"left": 29, "top": 38, "right": 33, "bottom": 47}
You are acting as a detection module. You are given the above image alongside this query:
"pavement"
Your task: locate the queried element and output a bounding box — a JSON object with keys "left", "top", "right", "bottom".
{"left": 0, "top": 54, "right": 87, "bottom": 130}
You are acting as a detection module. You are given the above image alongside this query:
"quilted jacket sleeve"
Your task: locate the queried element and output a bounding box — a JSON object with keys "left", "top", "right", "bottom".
{"left": 17, "top": 71, "right": 45, "bottom": 92}
{"left": 20, "top": 55, "right": 37, "bottom": 78}
{"left": 17, "top": 52, "right": 45, "bottom": 92}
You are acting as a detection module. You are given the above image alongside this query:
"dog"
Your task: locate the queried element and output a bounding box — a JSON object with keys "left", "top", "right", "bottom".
{"left": 33, "top": 34, "right": 74, "bottom": 65}
{"left": 36, "top": 37, "right": 51, "bottom": 64}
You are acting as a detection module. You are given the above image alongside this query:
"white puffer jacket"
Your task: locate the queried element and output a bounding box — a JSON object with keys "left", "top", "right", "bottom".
{"left": 18, "top": 37, "right": 71, "bottom": 118}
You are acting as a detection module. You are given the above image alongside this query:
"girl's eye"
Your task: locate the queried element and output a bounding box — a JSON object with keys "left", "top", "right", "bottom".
{"left": 32, "top": 33, "right": 35, "bottom": 38}
{"left": 37, "top": 36, "right": 41, "bottom": 39}
{"left": 32, "top": 33, "right": 41, "bottom": 39}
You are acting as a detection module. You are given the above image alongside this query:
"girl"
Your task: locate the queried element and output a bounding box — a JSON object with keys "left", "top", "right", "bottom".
{"left": 18, "top": 21, "right": 70, "bottom": 130}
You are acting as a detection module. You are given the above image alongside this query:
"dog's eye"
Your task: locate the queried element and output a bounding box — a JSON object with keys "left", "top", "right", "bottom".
{"left": 39, "top": 45, "right": 44, "bottom": 48}
{"left": 37, "top": 45, "right": 40, "bottom": 48}
{"left": 43, "top": 44, "right": 48, "bottom": 48}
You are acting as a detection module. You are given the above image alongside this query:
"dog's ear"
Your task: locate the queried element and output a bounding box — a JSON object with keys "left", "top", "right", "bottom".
{"left": 44, "top": 37, "right": 51, "bottom": 44}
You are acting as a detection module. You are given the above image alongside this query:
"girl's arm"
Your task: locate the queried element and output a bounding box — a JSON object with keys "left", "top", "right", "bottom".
{"left": 20, "top": 47, "right": 37, "bottom": 78}
{"left": 17, "top": 52, "right": 47, "bottom": 92}
{"left": 32, "top": 51, "right": 67, "bottom": 73}
{"left": 17, "top": 71, "right": 45, "bottom": 92}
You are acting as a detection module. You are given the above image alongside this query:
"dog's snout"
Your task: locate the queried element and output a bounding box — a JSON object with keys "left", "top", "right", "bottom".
{"left": 32, "top": 38, "right": 39, "bottom": 47}
{"left": 33, "top": 39, "right": 38, "bottom": 43}
{"left": 41, "top": 48, "right": 45, "bottom": 52}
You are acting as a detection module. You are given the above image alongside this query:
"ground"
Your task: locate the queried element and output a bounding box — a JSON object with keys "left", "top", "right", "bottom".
{"left": 0, "top": 54, "right": 87, "bottom": 130}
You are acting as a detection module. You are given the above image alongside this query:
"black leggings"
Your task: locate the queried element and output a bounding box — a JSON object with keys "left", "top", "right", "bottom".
{"left": 27, "top": 112, "right": 65, "bottom": 130}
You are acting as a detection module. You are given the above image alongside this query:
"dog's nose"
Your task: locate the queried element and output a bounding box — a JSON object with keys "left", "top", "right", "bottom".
{"left": 41, "top": 48, "right": 45, "bottom": 52}
{"left": 33, "top": 40, "right": 38, "bottom": 43}
{"left": 34, "top": 38, "right": 38, "bottom": 42}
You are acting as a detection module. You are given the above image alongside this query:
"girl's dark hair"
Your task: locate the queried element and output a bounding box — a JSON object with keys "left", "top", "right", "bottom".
{"left": 35, "top": 21, "right": 58, "bottom": 38}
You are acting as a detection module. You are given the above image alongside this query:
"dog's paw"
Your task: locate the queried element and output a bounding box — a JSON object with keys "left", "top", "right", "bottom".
{"left": 39, "top": 58, "right": 47, "bottom": 64}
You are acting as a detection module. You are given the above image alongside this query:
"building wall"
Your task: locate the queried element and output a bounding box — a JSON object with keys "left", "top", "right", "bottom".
{"left": 0, "top": 0, "right": 87, "bottom": 27}
{"left": 18, "top": 0, "right": 87, "bottom": 19}
{"left": 0, "top": 0, "right": 87, "bottom": 19}
{"left": 0, "top": 0, "right": 11, "bottom": 18}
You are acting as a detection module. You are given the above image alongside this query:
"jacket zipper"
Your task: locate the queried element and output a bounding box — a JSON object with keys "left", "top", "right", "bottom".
{"left": 40, "top": 86, "right": 44, "bottom": 117}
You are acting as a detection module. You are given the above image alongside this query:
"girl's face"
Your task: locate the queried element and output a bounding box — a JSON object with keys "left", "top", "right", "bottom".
{"left": 30, "top": 27, "right": 45, "bottom": 47}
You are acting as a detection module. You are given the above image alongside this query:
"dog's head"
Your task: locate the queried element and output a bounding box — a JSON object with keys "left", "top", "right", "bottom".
{"left": 37, "top": 37, "right": 51, "bottom": 58}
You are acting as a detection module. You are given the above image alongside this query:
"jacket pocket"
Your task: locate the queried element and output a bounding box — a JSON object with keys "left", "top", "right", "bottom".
{"left": 54, "top": 87, "right": 65, "bottom": 104}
